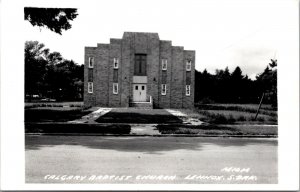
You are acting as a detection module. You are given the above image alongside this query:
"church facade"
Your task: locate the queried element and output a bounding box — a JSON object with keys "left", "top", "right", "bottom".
{"left": 84, "top": 32, "right": 195, "bottom": 108}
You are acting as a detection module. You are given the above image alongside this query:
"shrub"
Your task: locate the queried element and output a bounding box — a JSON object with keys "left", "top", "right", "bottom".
{"left": 238, "top": 115, "right": 246, "bottom": 121}
{"left": 198, "top": 97, "right": 215, "bottom": 104}
{"left": 257, "top": 117, "right": 265, "bottom": 122}
{"left": 212, "top": 114, "right": 228, "bottom": 124}
{"left": 228, "top": 114, "right": 235, "bottom": 123}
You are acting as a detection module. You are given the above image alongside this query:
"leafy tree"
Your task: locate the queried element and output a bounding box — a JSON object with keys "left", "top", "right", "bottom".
{"left": 231, "top": 66, "right": 243, "bottom": 80}
{"left": 25, "top": 41, "right": 83, "bottom": 101}
{"left": 255, "top": 59, "right": 277, "bottom": 107}
{"left": 195, "top": 66, "right": 262, "bottom": 104}
{"left": 24, "top": 7, "right": 78, "bottom": 35}
{"left": 269, "top": 59, "right": 277, "bottom": 68}
{"left": 47, "top": 51, "right": 63, "bottom": 65}
{"left": 25, "top": 41, "right": 49, "bottom": 100}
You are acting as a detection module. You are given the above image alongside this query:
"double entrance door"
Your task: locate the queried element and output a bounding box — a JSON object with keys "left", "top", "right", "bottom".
{"left": 133, "top": 84, "right": 147, "bottom": 102}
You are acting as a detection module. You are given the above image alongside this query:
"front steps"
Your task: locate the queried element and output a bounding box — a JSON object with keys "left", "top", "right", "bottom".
{"left": 129, "top": 102, "right": 153, "bottom": 109}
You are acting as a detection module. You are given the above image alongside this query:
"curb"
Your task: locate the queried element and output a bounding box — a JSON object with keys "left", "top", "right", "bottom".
{"left": 25, "top": 132, "right": 278, "bottom": 138}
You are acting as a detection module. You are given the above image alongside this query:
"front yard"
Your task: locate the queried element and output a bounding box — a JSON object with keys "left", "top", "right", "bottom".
{"left": 25, "top": 107, "right": 93, "bottom": 122}
{"left": 24, "top": 102, "right": 278, "bottom": 136}
{"left": 95, "top": 108, "right": 183, "bottom": 124}
{"left": 183, "top": 103, "right": 277, "bottom": 125}
{"left": 157, "top": 124, "right": 277, "bottom": 136}
{"left": 157, "top": 104, "right": 278, "bottom": 136}
{"left": 24, "top": 104, "right": 131, "bottom": 134}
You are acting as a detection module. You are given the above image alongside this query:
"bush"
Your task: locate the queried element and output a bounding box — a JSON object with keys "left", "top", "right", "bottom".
{"left": 25, "top": 123, "right": 131, "bottom": 134}
{"left": 212, "top": 114, "right": 228, "bottom": 124}
{"left": 228, "top": 114, "right": 235, "bottom": 123}
{"left": 238, "top": 115, "right": 246, "bottom": 121}
{"left": 198, "top": 97, "right": 215, "bottom": 104}
{"left": 257, "top": 117, "right": 265, "bottom": 122}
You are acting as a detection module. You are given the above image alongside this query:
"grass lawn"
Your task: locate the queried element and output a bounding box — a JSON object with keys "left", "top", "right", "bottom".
{"left": 96, "top": 108, "right": 183, "bottom": 124}
{"left": 25, "top": 123, "right": 131, "bottom": 134}
{"left": 25, "top": 107, "right": 94, "bottom": 122}
{"left": 25, "top": 101, "right": 83, "bottom": 109}
{"left": 196, "top": 110, "right": 277, "bottom": 124}
{"left": 157, "top": 124, "right": 277, "bottom": 136}
{"left": 195, "top": 103, "right": 277, "bottom": 116}
{"left": 186, "top": 103, "right": 277, "bottom": 125}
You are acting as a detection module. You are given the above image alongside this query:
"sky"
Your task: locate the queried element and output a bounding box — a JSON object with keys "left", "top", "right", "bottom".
{"left": 23, "top": 0, "right": 298, "bottom": 79}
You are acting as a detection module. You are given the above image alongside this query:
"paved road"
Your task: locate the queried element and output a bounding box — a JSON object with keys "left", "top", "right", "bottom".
{"left": 25, "top": 136, "right": 277, "bottom": 184}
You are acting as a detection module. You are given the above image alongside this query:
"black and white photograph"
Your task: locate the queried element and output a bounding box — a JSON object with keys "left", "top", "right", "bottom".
{"left": 0, "top": 0, "right": 299, "bottom": 190}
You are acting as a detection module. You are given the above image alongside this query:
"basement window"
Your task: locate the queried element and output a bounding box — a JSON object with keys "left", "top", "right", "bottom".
{"left": 113, "top": 83, "right": 118, "bottom": 94}
{"left": 161, "top": 84, "right": 166, "bottom": 95}
{"left": 89, "top": 57, "right": 94, "bottom": 68}
{"left": 162, "top": 59, "right": 167, "bottom": 70}
{"left": 186, "top": 59, "right": 192, "bottom": 71}
{"left": 186, "top": 85, "right": 191, "bottom": 96}
{"left": 88, "top": 82, "right": 93, "bottom": 93}
{"left": 113, "top": 58, "right": 119, "bottom": 69}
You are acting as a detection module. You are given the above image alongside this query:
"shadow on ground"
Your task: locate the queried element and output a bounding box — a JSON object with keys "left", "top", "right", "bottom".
{"left": 25, "top": 136, "right": 277, "bottom": 154}
{"left": 25, "top": 108, "right": 93, "bottom": 122}
{"left": 96, "top": 109, "right": 183, "bottom": 124}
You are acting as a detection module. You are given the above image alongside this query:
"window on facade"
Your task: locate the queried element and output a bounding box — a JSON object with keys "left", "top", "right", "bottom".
{"left": 161, "top": 84, "right": 167, "bottom": 95}
{"left": 186, "top": 71, "right": 191, "bottom": 85}
{"left": 162, "top": 59, "right": 167, "bottom": 70}
{"left": 88, "top": 69, "right": 93, "bottom": 82}
{"left": 88, "top": 82, "right": 93, "bottom": 93}
{"left": 142, "top": 86, "right": 145, "bottom": 90}
{"left": 113, "top": 83, "right": 118, "bottom": 94}
{"left": 186, "top": 59, "right": 192, "bottom": 71}
{"left": 186, "top": 85, "right": 191, "bottom": 96}
{"left": 89, "top": 57, "right": 94, "bottom": 68}
{"left": 113, "top": 58, "right": 119, "bottom": 69}
{"left": 134, "top": 54, "right": 147, "bottom": 76}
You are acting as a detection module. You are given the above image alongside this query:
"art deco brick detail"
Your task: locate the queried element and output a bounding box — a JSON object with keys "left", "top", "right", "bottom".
{"left": 84, "top": 32, "right": 195, "bottom": 108}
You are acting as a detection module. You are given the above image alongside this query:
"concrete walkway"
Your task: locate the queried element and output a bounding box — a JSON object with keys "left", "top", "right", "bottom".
{"left": 66, "top": 108, "right": 206, "bottom": 135}
{"left": 130, "top": 124, "right": 160, "bottom": 135}
{"left": 68, "top": 107, "right": 112, "bottom": 123}
{"left": 166, "top": 109, "right": 204, "bottom": 125}
{"left": 67, "top": 108, "right": 162, "bottom": 135}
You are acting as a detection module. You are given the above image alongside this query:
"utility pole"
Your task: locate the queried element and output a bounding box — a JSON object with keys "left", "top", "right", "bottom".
{"left": 255, "top": 92, "right": 265, "bottom": 120}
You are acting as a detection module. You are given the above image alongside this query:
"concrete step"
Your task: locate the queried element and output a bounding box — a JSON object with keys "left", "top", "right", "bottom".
{"left": 130, "top": 102, "right": 153, "bottom": 109}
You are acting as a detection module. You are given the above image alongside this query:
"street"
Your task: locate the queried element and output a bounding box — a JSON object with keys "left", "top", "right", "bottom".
{"left": 25, "top": 135, "right": 277, "bottom": 184}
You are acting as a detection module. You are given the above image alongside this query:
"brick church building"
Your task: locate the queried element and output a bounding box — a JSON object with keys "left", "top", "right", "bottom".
{"left": 84, "top": 32, "right": 195, "bottom": 108}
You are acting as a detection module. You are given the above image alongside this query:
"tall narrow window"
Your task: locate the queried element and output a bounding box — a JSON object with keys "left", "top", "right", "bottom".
{"left": 162, "top": 59, "right": 167, "bottom": 70}
{"left": 88, "top": 69, "right": 93, "bottom": 82}
{"left": 89, "top": 57, "right": 94, "bottom": 68}
{"left": 186, "top": 85, "right": 191, "bottom": 96}
{"left": 186, "top": 59, "right": 192, "bottom": 71}
{"left": 113, "top": 58, "right": 119, "bottom": 69}
{"left": 88, "top": 82, "right": 93, "bottom": 93}
{"left": 161, "top": 84, "right": 167, "bottom": 95}
{"left": 134, "top": 54, "right": 147, "bottom": 75}
{"left": 113, "top": 83, "right": 118, "bottom": 94}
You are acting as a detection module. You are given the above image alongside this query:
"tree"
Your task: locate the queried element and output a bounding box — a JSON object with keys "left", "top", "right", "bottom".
{"left": 25, "top": 41, "right": 84, "bottom": 101}
{"left": 47, "top": 51, "right": 63, "bottom": 66}
{"left": 24, "top": 7, "right": 78, "bottom": 35}
{"left": 255, "top": 59, "right": 277, "bottom": 107}
{"left": 25, "top": 41, "right": 49, "bottom": 100}
{"left": 231, "top": 66, "right": 243, "bottom": 80}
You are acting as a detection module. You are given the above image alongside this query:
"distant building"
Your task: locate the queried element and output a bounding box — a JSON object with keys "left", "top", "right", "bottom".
{"left": 84, "top": 32, "right": 195, "bottom": 108}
